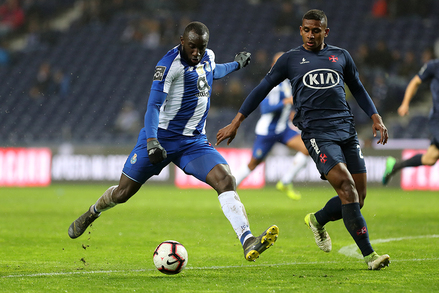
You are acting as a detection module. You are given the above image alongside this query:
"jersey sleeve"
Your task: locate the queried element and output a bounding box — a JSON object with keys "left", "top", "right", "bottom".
{"left": 343, "top": 50, "right": 378, "bottom": 117}
{"left": 203, "top": 49, "right": 238, "bottom": 79}
{"left": 150, "top": 51, "right": 180, "bottom": 94}
{"left": 145, "top": 54, "right": 179, "bottom": 138}
{"left": 418, "top": 60, "right": 436, "bottom": 82}
{"left": 145, "top": 90, "right": 167, "bottom": 139}
{"left": 213, "top": 62, "right": 239, "bottom": 79}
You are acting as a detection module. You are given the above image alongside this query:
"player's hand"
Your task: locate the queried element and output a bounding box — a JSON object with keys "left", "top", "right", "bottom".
{"left": 371, "top": 114, "right": 388, "bottom": 145}
{"left": 216, "top": 113, "right": 246, "bottom": 146}
{"left": 216, "top": 124, "right": 238, "bottom": 146}
{"left": 397, "top": 104, "right": 409, "bottom": 117}
{"left": 234, "top": 52, "right": 251, "bottom": 69}
{"left": 147, "top": 139, "right": 167, "bottom": 164}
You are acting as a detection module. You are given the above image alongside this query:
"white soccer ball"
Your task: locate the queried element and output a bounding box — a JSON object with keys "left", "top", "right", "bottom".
{"left": 153, "top": 240, "right": 188, "bottom": 275}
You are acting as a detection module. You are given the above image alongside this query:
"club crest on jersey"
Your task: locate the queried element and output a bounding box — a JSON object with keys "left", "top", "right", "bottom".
{"left": 303, "top": 69, "right": 339, "bottom": 89}
{"left": 153, "top": 66, "right": 166, "bottom": 81}
{"left": 203, "top": 61, "right": 211, "bottom": 72}
{"left": 329, "top": 55, "right": 338, "bottom": 62}
{"left": 130, "top": 153, "right": 137, "bottom": 164}
{"left": 319, "top": 153, "right": 327, "bottom": 163}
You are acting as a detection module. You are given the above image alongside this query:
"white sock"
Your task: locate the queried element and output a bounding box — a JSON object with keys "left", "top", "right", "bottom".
{"left": 218, "top": 191, "right": 252, "bottom": 245}
{"left": 281, "top": 152, "right": 308, "bottom": 184}
{"left": 93, "top": 185, "right": 118, "bottom": 213}
{"left": 234, "top": 164, "right": 252, "bottom": 186}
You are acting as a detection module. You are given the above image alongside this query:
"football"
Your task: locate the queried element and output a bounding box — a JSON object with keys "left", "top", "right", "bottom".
{"left": 153, "top": 240, "right": 188, "bottom": 275}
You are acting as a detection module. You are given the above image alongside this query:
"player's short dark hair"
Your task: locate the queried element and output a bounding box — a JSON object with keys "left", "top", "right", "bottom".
{"left": 183, "top": 21, "right": 209, "bottom": 38}
{"left": 302, "top": 9, "right": 328, "bottom": 27}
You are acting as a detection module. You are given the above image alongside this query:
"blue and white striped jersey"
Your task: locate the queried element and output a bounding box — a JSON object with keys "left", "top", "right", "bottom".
{"left": 150, "top": 45, "right": 216, "bottom": 137}
{"left": 255, "top": 80, "right": 293, "bottom": 136}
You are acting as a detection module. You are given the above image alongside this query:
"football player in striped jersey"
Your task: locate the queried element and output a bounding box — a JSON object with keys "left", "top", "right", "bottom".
{"left": 68, "top": 21, "right": 279, "bottom": 262}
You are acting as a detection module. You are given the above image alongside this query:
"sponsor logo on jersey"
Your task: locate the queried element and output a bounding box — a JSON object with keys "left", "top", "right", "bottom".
{"left": 196, "top": 91, "right": 209, "bottom": 97}
{"left": 310, "top": 138, "right": 320, "bottom": 154}
{"left": 300, "top": 58, "right": 310, "bottom": 64}
{"left": 196, "top": 73, "right": 210, "bottom": 98}
{"left": 303, "top": 68, "right": 339, "bottom": 89}
{"left": 153, "top": 66, "right": 166, "bottom": 81}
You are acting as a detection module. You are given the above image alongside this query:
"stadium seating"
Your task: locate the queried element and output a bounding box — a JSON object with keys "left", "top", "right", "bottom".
{"left": 1, "top": 0, "right": 438, "bottom": 146}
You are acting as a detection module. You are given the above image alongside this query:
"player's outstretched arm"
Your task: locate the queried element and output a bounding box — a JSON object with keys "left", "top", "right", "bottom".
{"left": 398, "top": 75, "right": 422, "bottom": 117}
{"left": 216, "top": 113, "right": 246, "bottom": 146}
{"left": 371, "top": 114, "right": 388, "bottom": 145}
{"left": 213, "top": 52, "right": 251, "bottom": 80}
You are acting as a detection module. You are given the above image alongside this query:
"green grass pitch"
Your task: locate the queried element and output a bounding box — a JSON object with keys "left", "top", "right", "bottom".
{"left": 1, "top": 184, "right": 438, "bottom": 292}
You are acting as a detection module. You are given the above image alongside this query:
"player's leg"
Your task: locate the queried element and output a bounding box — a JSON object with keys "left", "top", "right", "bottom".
{"left": 285, "top": 132, "right": 309, "bottom": 155}
{"left": 205, "top": 161, "right": 279, "bottom": 261}
{"left": 68, "top": 130, "right": 167, "bottom": 239}
{"left": 352, "top": 172, "right": 367, "bottom": 208}
{"left": 326, "top": 165, "right": 389, "bottom": 269}
{"left": 303, "top": 137, "right": 363, "bottom": 253}
{"left": 277, "top": 133, "right": 309, "bottom": 199}
{"left": 308, "top": 136, "right": 346, "bottom": 227}
{"left": 172, "top": 135, "right": 278, "bottom": 261}
{"left": 207, "top": 164, "right": 278, "bottom": 261}
{"left": 234, "top": 156, "right": 263, "bottom": 186}
{"left": 68, "top": 174, "right": 142, "bottom": 239}
{"left": 205, "top": 163, "right": 253, "bottom": 246}
{"left": 383, "top": 144, "right": 439, "bottom": 185}
{"left": 302, "top": 138, "right": 340, "bottom": 252}
{"left": 312, "top": 174, "right": 366, "bottom": 230}
{"left": 317, "top": 135, "right": 368, "bottom": 215}
{"left": 350, "top": 172, "right": 388, "bottom": 269}
{"left": 182, "top": 147, "right": 248, "bottom": 237}
{"left": 94, "top": 174, "right": 142, "bottom": 212}
{"left": 234, "top": 134, "right": 274, "bottom": 186}
{"left": 182, "top": 141, "right": 279, "bottom": 261}
{"left": 328, "top": 137, "right": 389, "bottom": 269}
{"left": 422, "top": 144, "right": 439, "bottom": 165}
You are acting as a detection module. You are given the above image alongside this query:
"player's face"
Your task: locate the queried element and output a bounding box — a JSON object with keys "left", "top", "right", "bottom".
{"left": 300, "top": 19, "right": 329, "bottom": 52}
{"left": 180, "top": 31, "right": 209, "bottom": 66}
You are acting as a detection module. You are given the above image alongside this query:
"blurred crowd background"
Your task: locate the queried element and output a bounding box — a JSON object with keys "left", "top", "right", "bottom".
{"left": 0, "top": 0, "right": 438, "bottom": 148}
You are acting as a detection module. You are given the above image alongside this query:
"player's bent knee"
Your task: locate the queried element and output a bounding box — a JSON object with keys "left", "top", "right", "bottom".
{"left": 215, "top": 173, "right": 236, "bottom": 194}
{"left": 337, "top": 178, "right": 359, "bottom": 204}
{"left": 424, "top": 158, "right": 437, "bottom": 166}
